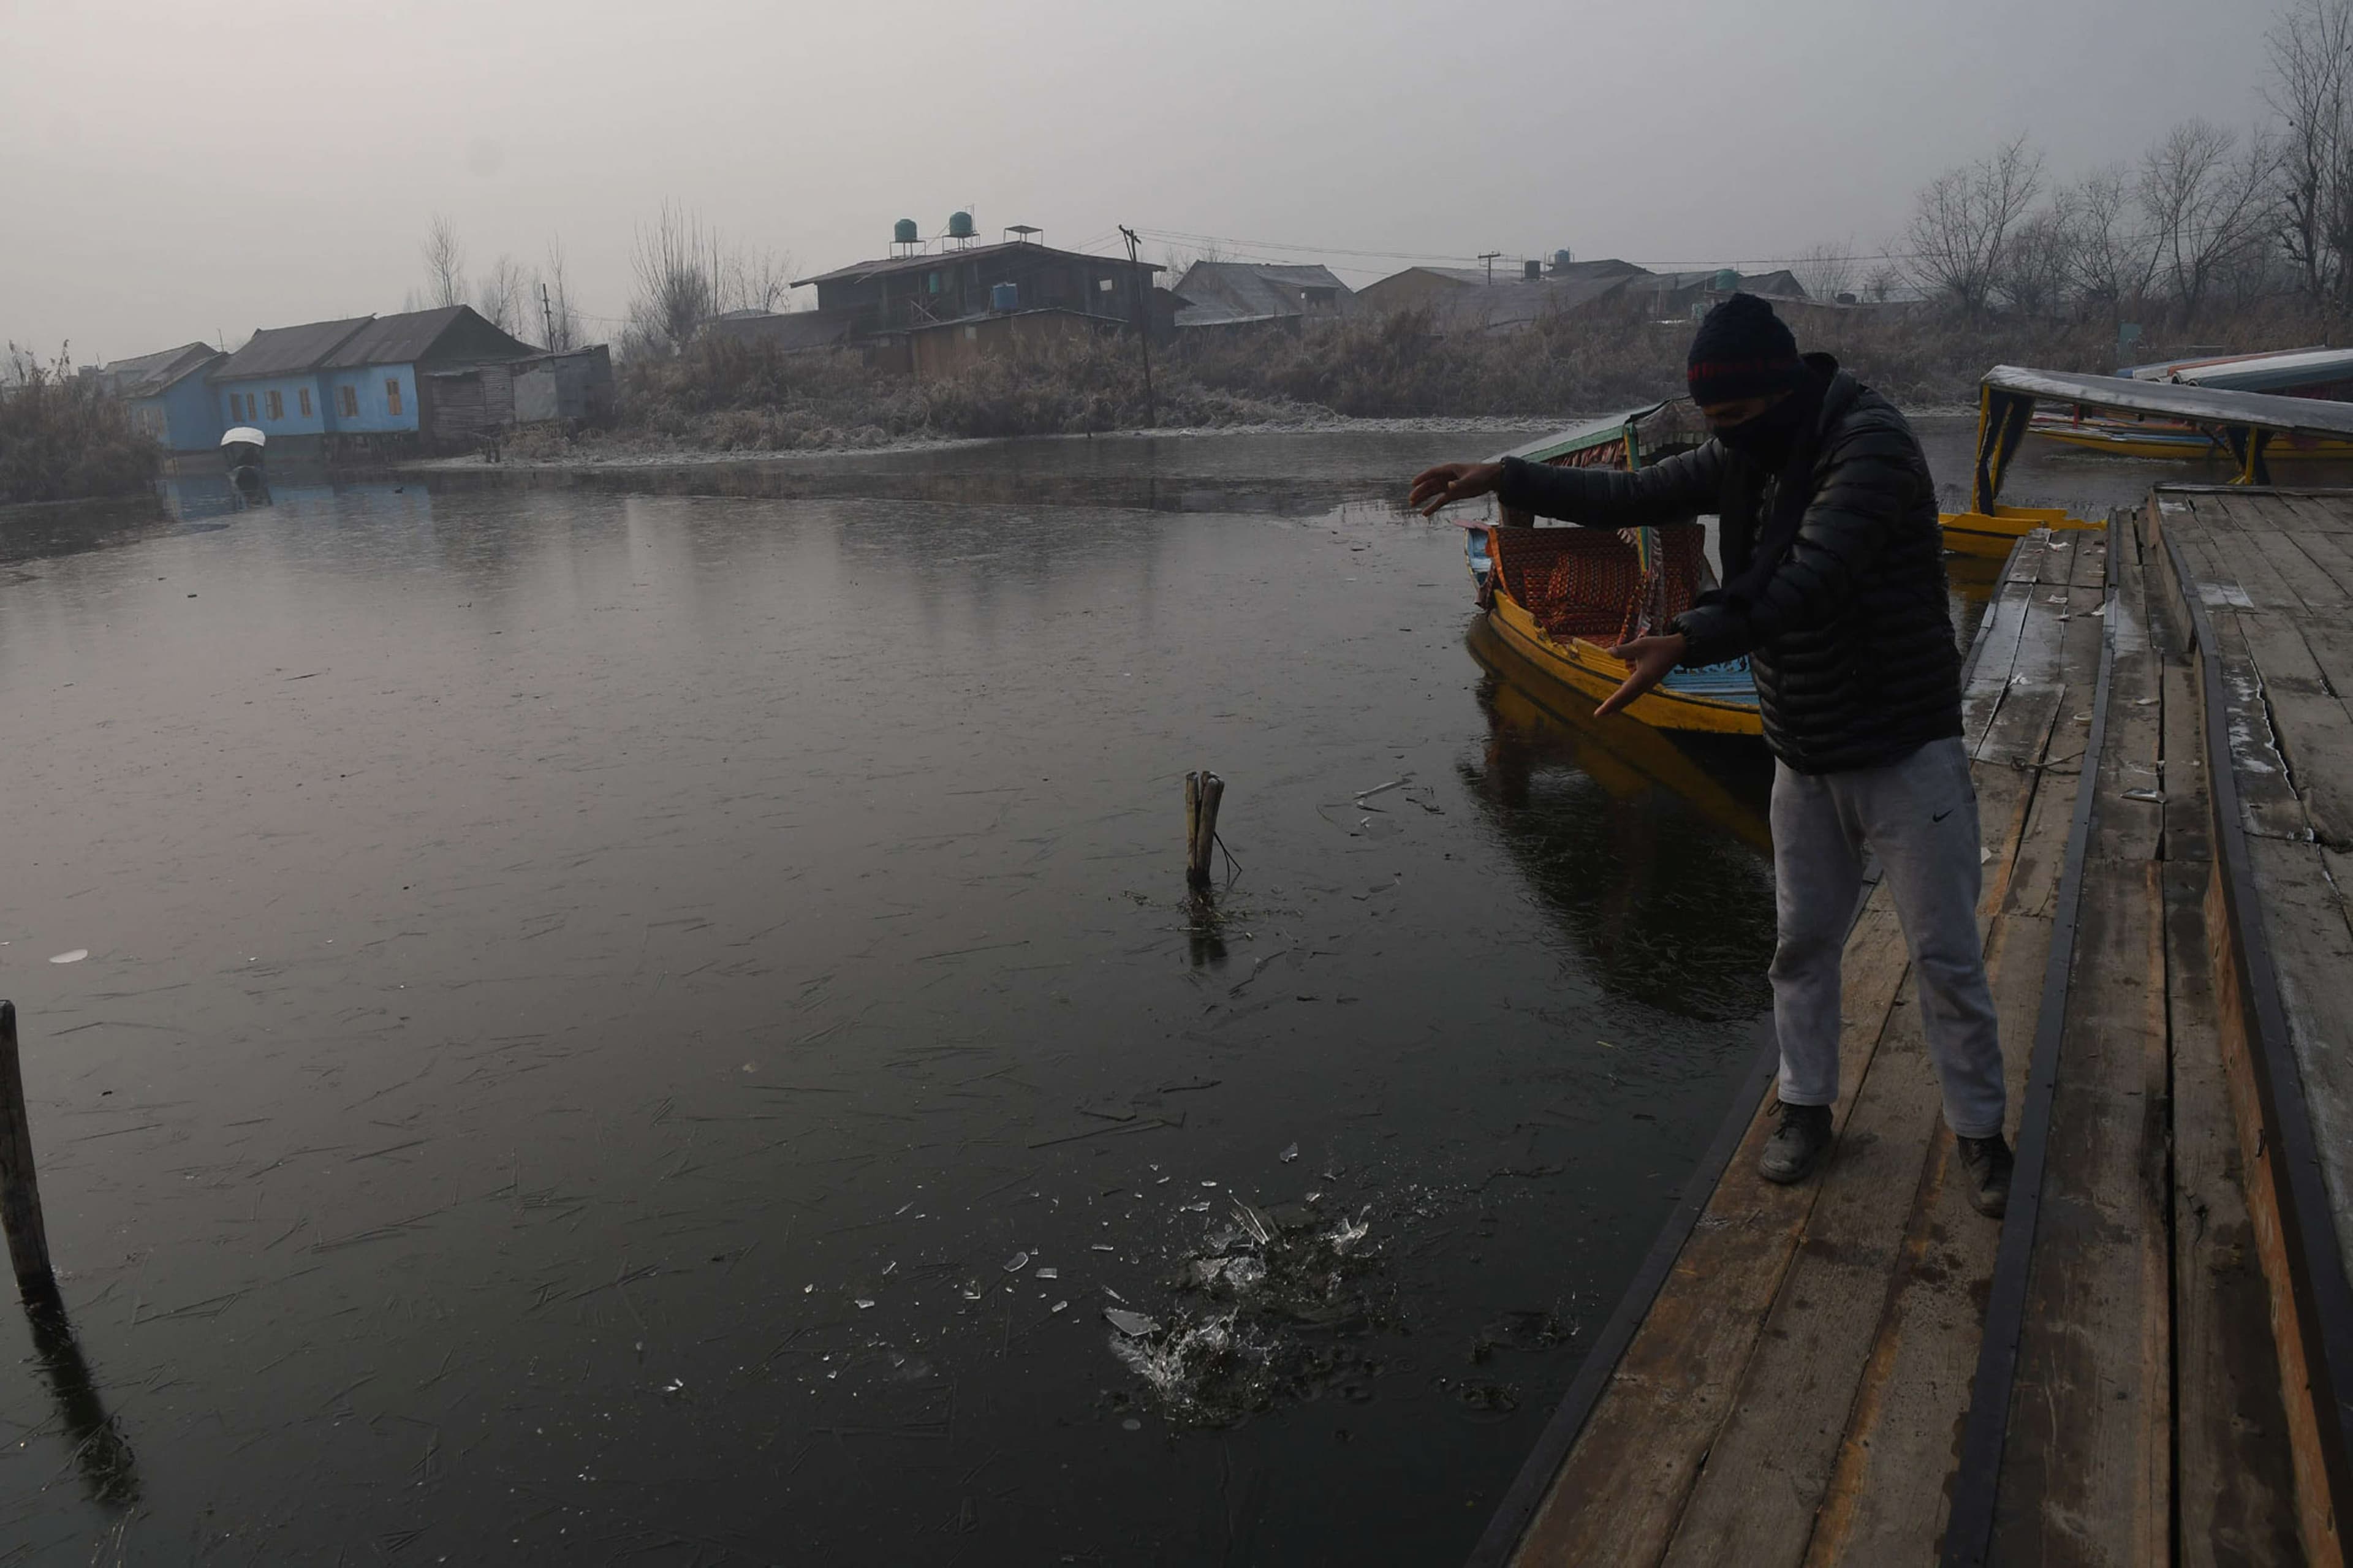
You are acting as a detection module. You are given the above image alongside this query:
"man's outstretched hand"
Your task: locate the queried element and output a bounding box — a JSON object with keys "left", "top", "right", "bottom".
{"left": 1595, "top": 632, "right": 1688, "bottom": 719}
{"left": 1408, "top": 461, "right": 1503, "bottom": 517}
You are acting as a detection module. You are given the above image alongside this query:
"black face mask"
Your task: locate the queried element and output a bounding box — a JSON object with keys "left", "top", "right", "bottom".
{"left": 1711, "top": 390, "right": 1811, "bottom": 466}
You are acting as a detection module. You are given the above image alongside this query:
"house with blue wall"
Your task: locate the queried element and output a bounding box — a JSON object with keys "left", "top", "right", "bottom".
{"left": 208, "top": 306, "right": 542, "bottom": 457}
{"left": 95, "top": 342, "right": 227, "bottom": 452}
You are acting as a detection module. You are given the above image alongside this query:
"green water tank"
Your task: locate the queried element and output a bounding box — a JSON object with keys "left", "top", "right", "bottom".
{"left": 948, "top": 211, "right": 976, "bottom": 240}
{"left": 893, "top": 218, "right": 919, "bottom": 245}
{"left": 1714, "top": 268, "right": 1740, "bottom": 292}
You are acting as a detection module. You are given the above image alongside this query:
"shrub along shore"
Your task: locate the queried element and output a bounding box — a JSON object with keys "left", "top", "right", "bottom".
{"left": 1, "top": 348, "right": 162, "bottom": 505}
{"left": 510, "top": 297, "right": 2322, "bottom": 463}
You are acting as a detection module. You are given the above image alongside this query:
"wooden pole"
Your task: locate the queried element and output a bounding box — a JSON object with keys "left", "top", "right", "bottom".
{"left": 1120, "top": 225, "right": 1156, "bottom": 428}
{"left": 1189, "top": 771, "right": 1224, "bottom": 891}
{"left": 0, "top": 1001, "right": 55, "bottom": 1300}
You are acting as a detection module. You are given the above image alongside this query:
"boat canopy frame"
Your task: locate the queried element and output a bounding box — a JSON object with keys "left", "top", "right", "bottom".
{"left": 1972, "top": 363, "right": 2353, "bottom": 507}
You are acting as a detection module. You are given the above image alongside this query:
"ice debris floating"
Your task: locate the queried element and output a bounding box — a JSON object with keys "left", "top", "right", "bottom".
{"left": 49, "top": 949, "right": 88, "bottom": 964}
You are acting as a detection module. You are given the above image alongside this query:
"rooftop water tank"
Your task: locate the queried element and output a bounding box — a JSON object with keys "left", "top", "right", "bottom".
{"left": 990, "top": 281, "right": 1019, "bottom": 312}
{"left": 893, "top": 218, "right": 919, "bottom": 245}
{"left": 949, "top": 211, "right": 976, "bottom": 240}
{"left": 1714, "top": 268, "right": 1740, "bottom": 292}
{"left": 1553, "top": 249, "right": 1574, "bottom": 270}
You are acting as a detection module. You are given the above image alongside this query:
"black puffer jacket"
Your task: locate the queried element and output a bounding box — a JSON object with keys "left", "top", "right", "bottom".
{"left": 1495, "top": 360, "right": 1960, "bottom": 774}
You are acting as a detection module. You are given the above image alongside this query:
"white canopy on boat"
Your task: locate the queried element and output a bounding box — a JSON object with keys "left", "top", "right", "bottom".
{"left": 221, "top": 426, "right": 266, "bottom": 447}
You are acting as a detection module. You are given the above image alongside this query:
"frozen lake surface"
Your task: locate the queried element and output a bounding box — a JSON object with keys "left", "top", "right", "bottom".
{"left": 0, "top": 420, "right": 2243, "bottom": 1561}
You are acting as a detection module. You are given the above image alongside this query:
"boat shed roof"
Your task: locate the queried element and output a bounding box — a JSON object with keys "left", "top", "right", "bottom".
{"left": 1986, "top": 363, "right": 2353, "bottom": 438}
{"left": 2132, "top": 346, "right": 2353, "bottom": 394}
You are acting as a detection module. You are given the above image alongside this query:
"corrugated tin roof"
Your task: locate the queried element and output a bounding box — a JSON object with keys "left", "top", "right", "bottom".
{"left": 795, "top": 241, "right": 1160, "bottom": 288}
{"left": 1170, "top": 262, "right": 1351, "bottom": 328}
{"left": 212, "top": 317, "right": 373, "bottom": 381}
{"left": 98, "top": 342, "right": 220, "bottom": 400}
{"left": 321, "top": 306, "right": 537, "bottom": 368}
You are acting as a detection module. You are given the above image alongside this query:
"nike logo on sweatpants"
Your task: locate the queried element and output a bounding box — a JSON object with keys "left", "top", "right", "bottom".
{"left": 1931, "top": 808, "right": 1954, "bottom": 823}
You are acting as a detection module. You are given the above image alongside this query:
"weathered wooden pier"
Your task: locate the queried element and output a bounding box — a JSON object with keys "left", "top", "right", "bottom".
{"left": 1473, "top": 489, "right": 2353, "bottom": 1566}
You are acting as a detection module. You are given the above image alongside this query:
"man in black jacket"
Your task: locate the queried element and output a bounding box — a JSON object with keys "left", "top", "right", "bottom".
{"left": 1408, "top": 294, "right": 2012, "bottom": 1216}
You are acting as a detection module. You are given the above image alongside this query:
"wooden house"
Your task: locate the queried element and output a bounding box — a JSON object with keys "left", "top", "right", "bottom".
{"left": 794, "top": 230, "right": 1164, "bottom": 344}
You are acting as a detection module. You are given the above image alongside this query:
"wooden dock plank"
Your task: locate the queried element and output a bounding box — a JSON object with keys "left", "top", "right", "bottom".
{"left": 1799, "top": 906, "right": 2052, "bottom": 1566}
{"left": 2245, "top": 835, "right": 2353, "bottom": 1272}
{"left": 2166, "top": 857, "right": 2305, "bottom": 1567}
{"left": 1989, "top": 855, "right": 2173, "bottom": 1565}
{"left": 1508, "top": 887, "right": 1915, "bottom": 1566}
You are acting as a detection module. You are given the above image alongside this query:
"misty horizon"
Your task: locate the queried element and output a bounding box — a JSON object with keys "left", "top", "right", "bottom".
{"left": 6, "top": 0, "right": 2274, "bottom": 363}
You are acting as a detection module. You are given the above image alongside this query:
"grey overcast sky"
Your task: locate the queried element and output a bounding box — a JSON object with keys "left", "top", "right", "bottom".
{"left": 2, "top": 0, "right": 2276, "bottom": 361}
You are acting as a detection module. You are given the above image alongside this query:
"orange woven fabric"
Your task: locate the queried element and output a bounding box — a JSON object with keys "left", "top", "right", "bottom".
{"left": 1488, "top": 524, "right": 1708, "bottom": 644}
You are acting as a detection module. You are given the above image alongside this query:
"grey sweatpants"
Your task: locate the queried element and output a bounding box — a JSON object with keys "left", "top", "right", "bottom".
{"left": 1769, "top": 735, "right": 2006, "bottom": 1140}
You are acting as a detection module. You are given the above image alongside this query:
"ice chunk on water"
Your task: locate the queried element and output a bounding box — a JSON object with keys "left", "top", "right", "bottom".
{"left": 1104, "top": 1308, "right": 1161, "bottom": 1338}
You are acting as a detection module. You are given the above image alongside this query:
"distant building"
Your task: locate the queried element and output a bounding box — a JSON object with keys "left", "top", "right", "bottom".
{"left": 207, "top": 306, "right": 596, "bottom": 456}
{"left": 94, "top": 342, "right": 226, "bottom": 451}
{"left": 1169, "top": 262, "right": 1352, "bottom": 331}
{"left": 1626, "top": 269, "right": 1809, "bottom": 320}
{"left": 1352, "top": 259, "right": 1816, "bottom": 333}
{"left": 794, "top": 229, "right": 1164, "bottom": 345}
{"left": 1354, "top": 259, "right": 1653, "bottom": 331}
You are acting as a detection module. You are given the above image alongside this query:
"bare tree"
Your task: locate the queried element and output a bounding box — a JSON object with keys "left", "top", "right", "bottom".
{"left": 1906, "top": 135, "right": 2045, "bottom": 316}
{"left": 2138, "top": 119, "right": 2279, "bottom": 320}
{"left": 2066, "top": 164, "right": 2161, "bottom": 319}
{"left": 476, "top": 254, "right": 529, "bottom": 332}
{"left": 724, "top": 246, "right": 796, "bottom": 315}
{"left": 1997, "top": 200, "right": 2080, "bottom": 319}
{"left": 1791, "top": 240, "right": 1859, "bottom": 302}
{"left": 2267, "top": 0, "right": 2353, "bottom": 306}
{"left": 420, "top": 214, "right": 468, "bottom": 310}
{"left": 627, "top": 202, "right": 722, "bottom": 355}
{"left": 1863, "top": 263, "right": 1902, "bottom": 303}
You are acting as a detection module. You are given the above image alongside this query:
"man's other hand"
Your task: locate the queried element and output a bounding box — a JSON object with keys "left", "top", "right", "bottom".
{"left": 1595, "top": 632, "right": 1688, "bottom": 719}
{"left": 1408, "top": 462, "right": 1503, "bottom": 517}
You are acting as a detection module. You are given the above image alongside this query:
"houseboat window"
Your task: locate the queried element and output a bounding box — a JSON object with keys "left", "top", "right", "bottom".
{"left": 928, "top": 272, "right": 940, "bottom": 294}
{"left": 298, "top": 387, "right": 313, "bottom": 418}
{"left": 340, "top": 385, "right": 359, "bottom": 418}
{"left": 267, "top": 390, "right": 283, "bottom": 420}
{"left": 1099, "top": 278, "right": 1114, "bottom": 292}
{"left": 386, "top": 379, "right": 403, "bottom": 416}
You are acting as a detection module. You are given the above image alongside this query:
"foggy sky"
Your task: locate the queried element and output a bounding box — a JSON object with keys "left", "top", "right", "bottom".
{"left": 3, "top": 0, "right": 2274, "bottom": 363}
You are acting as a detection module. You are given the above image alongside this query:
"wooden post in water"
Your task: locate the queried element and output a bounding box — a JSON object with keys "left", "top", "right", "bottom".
{"left": 0, "top": 1001, "right": 55, "bottom": 1300}
{"left": 1187, "top": 771, "right": 1224, "bottom": 892}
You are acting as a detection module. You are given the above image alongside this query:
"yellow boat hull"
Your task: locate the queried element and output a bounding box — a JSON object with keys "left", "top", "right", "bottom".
{"left": 1940, "top": 505, "right": 2099, "bottom": 558}
{"left": 1487, "top": 592, "right": 1762, "bottom": 737}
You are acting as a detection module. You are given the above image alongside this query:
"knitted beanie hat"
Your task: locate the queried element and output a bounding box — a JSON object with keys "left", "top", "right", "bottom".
{"left": 1686, "top": 293, "right": 1803, "bottom": 405}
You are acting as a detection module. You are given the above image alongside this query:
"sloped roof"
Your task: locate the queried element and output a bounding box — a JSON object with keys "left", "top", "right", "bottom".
{"left": 98, "top": 342, "right": 221, "bottom": 399}
{"left": 213, "top": 317, "right": 372, "bottom": 381}
{"left": 796, "top": 240, "right": 1159, "bottom": 288}
{"left": 1170, "top": 262, "right": 1351, "bottom": 327}
{"left": 320, "top": 305, "right": 538, "bottom": 369}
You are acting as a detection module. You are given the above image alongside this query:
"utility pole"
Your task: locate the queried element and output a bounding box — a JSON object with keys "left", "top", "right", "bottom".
{"left": 1479, "top": 251, "right": 1502, "bottom": 287}
{"left": 1120, "top": 225, "right": 1156, "bottom": 429}
{"left": 540, "top": 282, "right": 557, "bottom": 351}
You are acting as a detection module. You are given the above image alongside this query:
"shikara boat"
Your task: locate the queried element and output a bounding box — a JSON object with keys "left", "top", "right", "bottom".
{"left": 1939, "top": 363, "right": 2353, "bottom": 557}
{"left": 1462, "top": 403, "right": 1765, "bottom": 737}
{"left": 2029, "top": 346, "right": 2353, "bottom": 461}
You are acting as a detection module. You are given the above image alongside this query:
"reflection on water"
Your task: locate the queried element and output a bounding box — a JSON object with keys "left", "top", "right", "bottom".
{"left": 1463, "top": 621, "right": 1775, "bottom": 1023}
